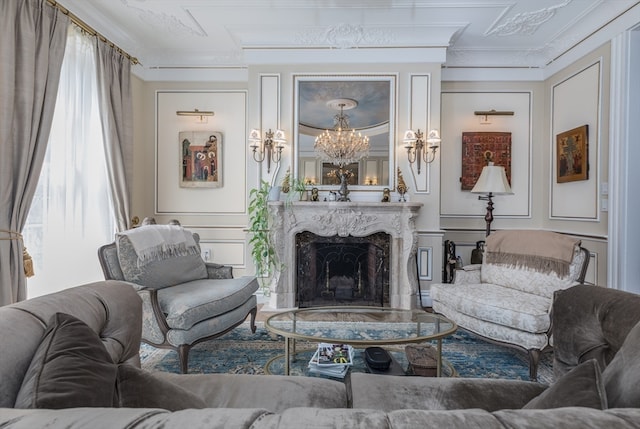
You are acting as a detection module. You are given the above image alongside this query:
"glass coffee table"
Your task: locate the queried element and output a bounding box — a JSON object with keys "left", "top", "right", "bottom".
{"left": 265, "top": 306, "right": 457, "bottom": 376}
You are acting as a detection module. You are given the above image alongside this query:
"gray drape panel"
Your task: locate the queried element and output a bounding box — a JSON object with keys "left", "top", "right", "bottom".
{"left": 0, "top": 0, "right": 68, "bottom": 305}
{"left": 95, "top": 41, "right": 133, "bottom": 233}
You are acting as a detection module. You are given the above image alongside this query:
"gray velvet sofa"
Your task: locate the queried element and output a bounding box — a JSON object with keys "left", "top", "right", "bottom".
{"left": 1, "top": 281, "right": 640, "bottom": 428}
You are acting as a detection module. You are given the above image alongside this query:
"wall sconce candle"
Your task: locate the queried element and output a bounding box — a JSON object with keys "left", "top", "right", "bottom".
{"left": 403, "top": 129, "right": 441, "bottom": 174}
{"left": 248, "top": 128, "right": 286, "bottom": 173}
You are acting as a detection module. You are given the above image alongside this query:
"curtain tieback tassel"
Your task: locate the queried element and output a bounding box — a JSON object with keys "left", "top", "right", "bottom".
{"left": 23, "top": 247, "right": 35, "bottom": 278}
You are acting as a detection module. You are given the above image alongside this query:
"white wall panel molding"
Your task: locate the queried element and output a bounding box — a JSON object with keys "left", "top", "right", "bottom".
{"left": 155, "top": 90, "right": 248, "bottom": 215}
{"left": 197, "top": 239, "right": 247, "bottom": 268}
{"left": 406, "top": 74, "right": 434, "bottom": 193}
{"left": 549, "top": 60, "right": 601, "bottom": 221}
{"left": 440, "top": 91, "right": 533, "bottom": 219}
{"left": 258, "top": 74, "right": 283, "bottom": 185}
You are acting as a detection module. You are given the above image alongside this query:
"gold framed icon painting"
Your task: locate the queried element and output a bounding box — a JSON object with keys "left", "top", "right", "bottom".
{"left": 556, "top": 125, "right": 588, "bottom": 183}
{"left": 460, "top": 132, "right": 512, "bottom": 191}
{"left": 180, "top": 131, "right": 222, "bottom": 188}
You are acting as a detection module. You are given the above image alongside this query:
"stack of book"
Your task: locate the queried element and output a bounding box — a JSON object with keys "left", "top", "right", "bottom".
{"left": 307, "top": 343, "right": 354, "bottom": 378}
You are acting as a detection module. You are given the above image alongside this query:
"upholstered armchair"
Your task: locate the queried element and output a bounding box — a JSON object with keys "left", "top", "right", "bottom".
{"left": 430, "top": 230, "right": 590, "bottom": 380}
{"left": 98, "top": 223, "right": 259, "bottom": 373}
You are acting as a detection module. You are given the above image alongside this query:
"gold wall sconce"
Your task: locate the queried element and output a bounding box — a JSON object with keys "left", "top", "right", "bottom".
{"left": 403, "top": 129, "right": 441, "bottom": 174}
{"left": 474, "top": 109, "right": 514, "bottom": 124}
{"left": 248, "top": 128, "right": 286, "bottom": 173}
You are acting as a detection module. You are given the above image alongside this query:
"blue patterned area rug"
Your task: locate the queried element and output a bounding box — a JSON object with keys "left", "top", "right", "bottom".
{"left": 140, "top": 322, "right": 554, "bottom": 385}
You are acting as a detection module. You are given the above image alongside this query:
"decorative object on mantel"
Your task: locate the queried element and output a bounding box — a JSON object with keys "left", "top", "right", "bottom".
{"left": 403, "top": 129, "right": 441, "bottom": 174}
{"left": 281, "top": 168, "right": 291, "bottom": 194}
{"left": 248, "top": 128, "right": 286, "bottom": 174}
{"left": 310, "top": 188, "right": 319, "bottom": 201}
{"left": 471, "top": 162, "right": 513, "bottom": 236}
{"left": 397, "top": 168, "right": 408, "bottom": 202}
{"left": 282, "top": 172, "right": 308, "bottom": 203}
{"left": 381, "top": 188, "right": 390, "bottom": 202}
{"left": 179, "top": 131, "right": 222, "bottom": 188}
{"left": 314, "top": 98, "right": 369, "bottom": 201}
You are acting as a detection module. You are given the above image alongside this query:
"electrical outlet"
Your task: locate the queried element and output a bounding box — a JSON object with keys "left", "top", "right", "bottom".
{"left": 202, "top": 249, "right": 211, "bottom": 261}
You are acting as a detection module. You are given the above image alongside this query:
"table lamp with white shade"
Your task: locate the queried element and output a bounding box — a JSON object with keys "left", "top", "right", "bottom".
{"left": 471, "top": 162, "right": 513, "bottom": 236}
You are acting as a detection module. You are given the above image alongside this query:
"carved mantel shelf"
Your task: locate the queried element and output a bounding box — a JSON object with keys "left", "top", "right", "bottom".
{"left": 266, "top": 201, "right": 423, "bottom": 310}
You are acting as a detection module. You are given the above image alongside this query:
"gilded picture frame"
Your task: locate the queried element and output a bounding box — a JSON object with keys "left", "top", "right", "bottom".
{"left": 180, "top": 131, "right": 222, "bottom": 188}
{"left": 556, "top": 125, "right": 588, "bottom": 183}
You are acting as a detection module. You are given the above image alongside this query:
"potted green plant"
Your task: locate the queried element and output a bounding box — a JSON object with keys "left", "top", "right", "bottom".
{"left": 248, "top": 180, "right": 281, "bottom": 295}
{"left": 290, "top": 177, "right": 308, "bottom": 201}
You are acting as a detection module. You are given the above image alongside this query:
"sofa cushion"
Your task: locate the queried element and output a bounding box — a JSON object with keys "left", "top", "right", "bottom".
{"left": 116, "top": 233, "right": 207, "bottom": 289}
{"left": 351, "top": 372, "right": 546, "bottom": 411}
{"left": 602, "top": 319, "right": 640, "bottom": 407}
{"left": 524, "top": 359, "right": 607, "bottom": 409}
{"left": 14, "top": 313, "right": 117, "bottom": 409}
{"left": 430, "top": 282, "right": 551, "bottom": 333}
{"left": 159, "top": 276, "right": 259, "bottom": 330}
{"left": 116, "top": 364, "right": 206, "bottom": 410}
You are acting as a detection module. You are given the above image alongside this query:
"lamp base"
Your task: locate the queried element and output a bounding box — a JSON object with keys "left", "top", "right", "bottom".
{"left": 478, "top": 192, "right": 495, "bottom": 236}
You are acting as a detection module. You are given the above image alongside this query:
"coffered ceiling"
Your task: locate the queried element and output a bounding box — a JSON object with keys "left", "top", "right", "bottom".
{"left": 58, "top": 0, "right": 638, "bottom": 74}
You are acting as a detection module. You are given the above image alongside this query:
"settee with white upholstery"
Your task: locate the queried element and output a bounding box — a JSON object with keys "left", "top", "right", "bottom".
{"left": 2, "top": 280, "right": 640, "bottom": 428}
{"left": 430, "top": 230, "right": 590, "bottom": 380}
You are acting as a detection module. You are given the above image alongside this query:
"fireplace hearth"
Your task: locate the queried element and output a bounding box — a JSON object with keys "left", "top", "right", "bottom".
{"left": 296, "top": 232, "right": 390, "bottom": 307}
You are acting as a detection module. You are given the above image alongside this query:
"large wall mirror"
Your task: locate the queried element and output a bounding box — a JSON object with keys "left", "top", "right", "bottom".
{"left": 293, "top": 74, "right": 396, "bottom": 190}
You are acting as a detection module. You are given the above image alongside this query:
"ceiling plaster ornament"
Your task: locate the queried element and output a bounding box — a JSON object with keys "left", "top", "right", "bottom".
{"left": 485, "top": 0, "right": 572, "bottom": 37}
{"left": 298, "top": 23, "right": 393, "bottom": 49}
{"left": 121, "top": 0, "right": 206, "bottom": 37}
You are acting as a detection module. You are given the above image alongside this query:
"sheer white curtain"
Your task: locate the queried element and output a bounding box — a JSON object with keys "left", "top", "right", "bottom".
{"left": 24, "top": 26, "right": 116, "bottom": 298}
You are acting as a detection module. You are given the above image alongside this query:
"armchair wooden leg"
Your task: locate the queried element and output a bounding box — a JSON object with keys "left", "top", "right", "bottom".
{"left": 249, "top": 306, "right": 257, "bottom": 334}
{"left": 178, "top": 344, "right": 191, "bottom": 374}
{"left": 528, "top": 349, "right": 541, "bottom": 381}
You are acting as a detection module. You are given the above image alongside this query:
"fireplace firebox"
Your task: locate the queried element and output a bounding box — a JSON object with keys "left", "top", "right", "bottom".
{"left": 296, "top": 232, "right": 390, "bottom": 307}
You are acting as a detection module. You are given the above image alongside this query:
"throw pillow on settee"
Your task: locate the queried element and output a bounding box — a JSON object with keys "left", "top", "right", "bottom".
{"left": 14, "top": 312, "right": 206, "bottom": 410}
{"left": 524, "top": 359, "right": 607, "bottom": 410}
{"left": 14, "top": 312, "right": 117, "bottom": 408}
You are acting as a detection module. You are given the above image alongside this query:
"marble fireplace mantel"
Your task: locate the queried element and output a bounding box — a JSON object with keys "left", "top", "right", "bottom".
{"left": 266, "top": 201, "right": 423, "bottom": 310}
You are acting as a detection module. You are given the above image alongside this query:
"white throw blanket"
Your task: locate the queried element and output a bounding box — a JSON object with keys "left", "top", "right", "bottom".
{"left": 485, "top": 230, "right": 580, "bottom": 277}
{"left": 117, "top": 225, "right": 198, "bottom": 266}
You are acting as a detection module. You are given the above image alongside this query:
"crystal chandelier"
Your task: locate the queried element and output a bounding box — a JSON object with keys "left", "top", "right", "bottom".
{"left": 314, "top": 99, "right": 369, "bottom": 168}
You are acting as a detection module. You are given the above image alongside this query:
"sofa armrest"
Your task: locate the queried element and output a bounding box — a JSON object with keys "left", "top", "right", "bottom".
{"left": 552, "top": 284, "right": 640, "bottom": 378}
{"left": 350, "top": 373, "right": 546, "bottom": 411}
{"left": 205, "top": 262, "right": 233, "bottom": 279}
{"left": 453, "top": 264, "right": 482, "bottom": 284}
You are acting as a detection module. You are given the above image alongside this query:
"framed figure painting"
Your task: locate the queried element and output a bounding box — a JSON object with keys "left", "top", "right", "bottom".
{"left": 461, "top": 132, "right": 512, "bottom": 191}
{"left": 180, "top": 131, "right": 222, "bottom": 188}
{"left": 556, "top": 125, "right": 588, "bottom": 183}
